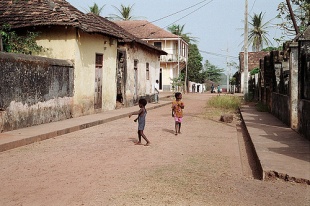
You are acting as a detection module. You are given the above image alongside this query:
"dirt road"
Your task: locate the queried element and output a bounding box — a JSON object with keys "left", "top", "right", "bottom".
{"left": 0, "top": 93, "right": 309, "bottom": 206}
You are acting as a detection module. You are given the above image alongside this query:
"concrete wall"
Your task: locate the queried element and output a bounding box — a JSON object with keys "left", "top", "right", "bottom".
{"left": 121, "top": 44, "right": 160, "bottom": 106}
{"left": 299, "top": 100, "right": 310, "bottom": 140}
{"left": 271, "top": 93, "right": 290, "bottom": 126}
{"left": 0, "top": 52, "right": 74, "bottom": 132}
{"left": 36, "top": 26, "right": 118, "bottom": 114}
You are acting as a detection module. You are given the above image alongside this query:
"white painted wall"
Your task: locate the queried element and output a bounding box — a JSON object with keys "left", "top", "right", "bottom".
{"left": 123, "top": 45, "right": 160, "bottom": 103}
{"left": 36, "top": 27, "right": 118, "bottom": 115}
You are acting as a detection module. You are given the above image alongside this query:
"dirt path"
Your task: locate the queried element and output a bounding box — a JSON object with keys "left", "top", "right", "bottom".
{"left": 0, "top": 93, "right": 309, "bottom": 206}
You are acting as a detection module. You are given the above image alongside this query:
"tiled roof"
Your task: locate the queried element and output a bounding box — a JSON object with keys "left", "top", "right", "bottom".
{"left": 0, "top": 0, "right": 166, "bottom": 55}
{"left": 89, "top": 14, "right": 167, "bottom": 55}
{"left": 114, "top": 20, "right": 180, "bottom": 39}
{"left": 0, "top": 0, "right": 122, "bottom": 39}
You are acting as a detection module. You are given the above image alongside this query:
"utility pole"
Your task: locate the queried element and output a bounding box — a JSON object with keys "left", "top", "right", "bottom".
{"left": 225, "top": 47, "right": 229, "bottom": 93}
{"left": 243, "top": 0, "right": 249, "bottom": 94}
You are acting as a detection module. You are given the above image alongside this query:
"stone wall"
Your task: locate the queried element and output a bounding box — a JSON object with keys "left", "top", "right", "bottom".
{"left": 271, "top": 93, "right": 290, "bottom": 126}
{"left": 0, "top": 52, "right": 74, "bottom": 132}
{"left": 299, "top": 100, "right": 310, "bottom": 140}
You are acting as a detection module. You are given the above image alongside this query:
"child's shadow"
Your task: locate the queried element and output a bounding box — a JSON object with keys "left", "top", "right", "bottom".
{"left": 128, "top": 138, "right": 144, "bottom": 145}
{"left": 162, "top": 128, "right": 175, "bottom": 134}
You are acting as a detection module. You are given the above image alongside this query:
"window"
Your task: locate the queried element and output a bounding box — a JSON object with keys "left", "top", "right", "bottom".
{"left": 146, "top": 63, "right": 149, "bottom": 80}
{"left": 154, "top": 42, "right": 162, "bottom": 49}
{"left": 96, "top": 53, "right": 103, "bottom": 68}
{"left": 134, "top": 59, "right": 138, "bottom": 70}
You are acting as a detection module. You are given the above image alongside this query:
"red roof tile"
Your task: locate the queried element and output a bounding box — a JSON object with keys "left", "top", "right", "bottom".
{"left": 114, "top": 20, "right": 180, "bottom": 39}
{"left": 0, "top": 0, "right": 167, "bottom": 55}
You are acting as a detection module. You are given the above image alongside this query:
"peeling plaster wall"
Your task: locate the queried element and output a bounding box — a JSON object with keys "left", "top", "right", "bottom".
{"left": 36, "top": 27, "right": 118, "bottom": 114}
{"left": 121, "top": 44, "right": 160, "bottom": 106}
{"left": 0, "top": 52, "right": 74, "bottom": 132}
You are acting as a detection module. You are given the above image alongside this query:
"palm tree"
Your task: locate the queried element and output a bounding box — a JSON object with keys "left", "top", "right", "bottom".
{"left": 248, "top": 12, "right": 272, "bottom": 51}
{"left": 109, "top": 4, "right": 136, "bottom": 21}
{"left": 167, "top": 24, "right": 185, "bottom": 36}
{"left": 167, "top": 24, "right": 197, "bottom": 43}
{"left": 88, "top": 3, "right": 105, "bottom": 16}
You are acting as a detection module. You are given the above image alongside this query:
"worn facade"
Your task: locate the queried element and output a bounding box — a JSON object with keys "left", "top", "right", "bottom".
{"left": 115, "top": 20, "right": 188, "bottom": 92}
{"left": 0, "top": 0, "right": 166, "bottom": 132}
{"left": 241, "top": 30, "right": 310, "bottom": 140}
{"left": 0, "top": 52, "right": 74, "bottom": 132}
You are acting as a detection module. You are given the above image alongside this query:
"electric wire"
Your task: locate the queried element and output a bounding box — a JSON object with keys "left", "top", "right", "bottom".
{"left": 146, "top": 0, "right": 215, "bottom": 37}
{"left": 199, "top": 50, "right": 239, "bottom": 60}
{"left": 124, "top": 0, "right": 214, "bottom": 32}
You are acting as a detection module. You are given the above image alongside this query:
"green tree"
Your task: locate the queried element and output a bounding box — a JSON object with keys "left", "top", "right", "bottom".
{"left": 0, "top": 24, "right": 43, "bottom": 55}
{"left": 109, "top": 4, "right": 137, "bottom": 20}
{"left": 277, "top": 0, "right": 310, "bottom": 36}
{"left": 88, "top": 3, "right": 105, "bottom": 16}
{"left": 167, "top": 24, "right": 197, "bottom": 43}
{"left": 248, "top": 12, "right": 273, "bottom": 51}
{"left": 184, "top": 43, "right": 203, "bottom": 83}
{"left": 262, "top": 46, "right": 282, "bottom": 51}
{"left": 203, "top": 60, "right": 224, "bottom": 83}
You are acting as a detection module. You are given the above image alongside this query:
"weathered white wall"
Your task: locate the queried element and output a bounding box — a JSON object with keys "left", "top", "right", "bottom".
{"left": 36, "top": 27, "right": 118, "bottom": 115}
{"left": 124, "top": 44, "right": 160, "bottom": 104}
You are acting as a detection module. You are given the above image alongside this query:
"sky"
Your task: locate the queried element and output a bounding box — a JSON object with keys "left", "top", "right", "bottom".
{"left": 66, "top": 0, "right": 284, "bottom": 74}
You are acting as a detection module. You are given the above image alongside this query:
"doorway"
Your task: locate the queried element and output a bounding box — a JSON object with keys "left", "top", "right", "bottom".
{"left": 94, "top": 53, "right": 103, "bottom": 109}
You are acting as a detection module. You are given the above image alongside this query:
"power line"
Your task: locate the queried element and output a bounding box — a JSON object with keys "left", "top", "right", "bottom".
{"left": 125, "top": 0, "right": 214, "bottom": 33}
{"left": 162, "top": 0, "right": 214, "bottom": 30}
{"left": 150, "top": 0, "right": 210, "bottom": 24}
{"left": 145, "top": 0, "right": 215, "bottom": 38}
{"left": 250, "top": 0, "right": 257, "bottom": 13}
{"left": 199, "top": 50, "right": 239, "bottom": 60}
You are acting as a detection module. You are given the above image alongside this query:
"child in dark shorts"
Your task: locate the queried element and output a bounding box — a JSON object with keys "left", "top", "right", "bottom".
{"left": 129, "top": 98, "right": 150, "bottom": 146}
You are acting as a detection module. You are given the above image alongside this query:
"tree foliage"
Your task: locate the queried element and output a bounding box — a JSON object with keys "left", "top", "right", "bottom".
{"left": 88, "top": 3, "right": 105, "bottom": 16}
{"left": 277, "top": 0, "right": 310, "bottom": 36}
{"left": 0, "top": 24, "right": 43, "bottom": 55}
{"left": 184, "top": 43, "right": 203, "bottom": 83}
{"left": 248, "top": 12, "right": 273, "bottom": 51}
{"left": 110, "top": 4, "right": 137, "bottom": 20}
{"left": 167, "top": 24, "right": 197, "bottom": 43}
{"left": 203, "top": 60, "right": 224, "bottom": 83}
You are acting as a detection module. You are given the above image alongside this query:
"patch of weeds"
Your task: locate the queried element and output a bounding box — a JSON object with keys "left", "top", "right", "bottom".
{"left": 205, "top": 95, "right": 242, "bottom": 119}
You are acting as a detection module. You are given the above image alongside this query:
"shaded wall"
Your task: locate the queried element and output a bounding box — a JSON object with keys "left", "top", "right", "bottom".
{"left": 299, "top": 40, "right": 310, "bottom": 140}
{"left": 271, "top": 93, "right": 290, "bottom": 126}
{"left": 0, "top": 52, "right": 74, "bottom": 132}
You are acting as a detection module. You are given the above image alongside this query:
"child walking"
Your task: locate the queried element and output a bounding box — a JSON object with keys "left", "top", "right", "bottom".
{"left": 171, "top": 92, "right": 185, "bottom": 135}
{"left": 129, "top": 98, "right": 150, "bottom": 146}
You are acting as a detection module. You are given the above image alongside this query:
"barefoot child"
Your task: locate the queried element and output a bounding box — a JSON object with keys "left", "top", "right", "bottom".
{"left": 172, "top": 92, "right": 185, "bottom": 135}
{"left": 129, "top": 98, "right": 150, "bottom": 146}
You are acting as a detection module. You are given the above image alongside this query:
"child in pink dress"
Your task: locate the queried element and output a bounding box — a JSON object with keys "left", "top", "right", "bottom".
{"left": 171, "top": 92, "right": 184, "bottom": 135}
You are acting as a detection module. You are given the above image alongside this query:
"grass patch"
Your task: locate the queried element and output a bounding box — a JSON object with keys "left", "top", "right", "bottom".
{"left": 205, "top": 95, "right": 242, "bottom": 119}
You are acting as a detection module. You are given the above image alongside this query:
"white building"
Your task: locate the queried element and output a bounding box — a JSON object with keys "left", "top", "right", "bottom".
{"left": 115, "top": 20, "right": 188, "bottom": 92}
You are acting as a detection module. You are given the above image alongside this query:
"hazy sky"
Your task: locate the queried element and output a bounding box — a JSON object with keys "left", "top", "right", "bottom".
{"left": 67, "top": 0, "right": 284, "bottom": 74}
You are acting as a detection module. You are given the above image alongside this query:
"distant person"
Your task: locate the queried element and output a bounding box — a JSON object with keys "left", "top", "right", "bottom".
{"left": 192, "top": 84, "right": 196, "bottom": 93}
{"left": 211, "top": 84, "right": 214, "bottom": 93}
{"left": 154, "top": 80, "right": 159, "bottom": 103}
{"left": 171, "top": 92, "right": 185, "bottom": 135}
{"left": 217, "top": 85, "right": 221, "bottom": 96}
{"left": 129, "top": 98, "right": 150, "bottom": 146}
